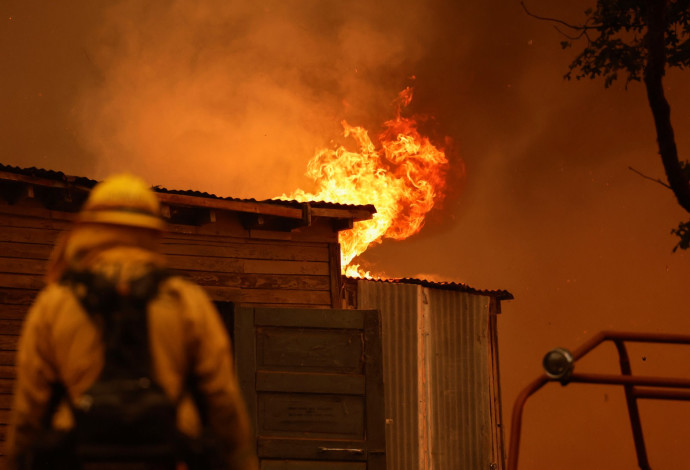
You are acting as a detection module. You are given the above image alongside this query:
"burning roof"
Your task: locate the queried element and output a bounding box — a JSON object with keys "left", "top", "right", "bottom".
{"left": 0, "top": 162, "right": 512, "bottom": 303}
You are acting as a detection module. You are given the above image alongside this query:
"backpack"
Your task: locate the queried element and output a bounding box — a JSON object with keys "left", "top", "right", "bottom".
{"left": 61, "top": 267, "right": 179, "bottom": 468}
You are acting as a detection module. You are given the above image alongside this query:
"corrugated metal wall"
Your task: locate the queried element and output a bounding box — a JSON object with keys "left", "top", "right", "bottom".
{"left": 426, "top": 287, "right": 492, "bottom": 469}
{"left": 357, "top": 280, "right": 502, "bottom": 470}
{"left": 357, "top": 281, "right": 420, "bottom": 470}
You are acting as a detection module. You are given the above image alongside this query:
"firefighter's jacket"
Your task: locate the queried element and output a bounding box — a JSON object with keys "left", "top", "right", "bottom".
{"left": 5, "top": 229, "right": 258, "bottom": 470}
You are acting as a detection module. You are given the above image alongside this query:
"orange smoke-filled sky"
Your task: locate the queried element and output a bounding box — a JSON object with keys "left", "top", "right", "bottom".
{"left": 2, "top": 0, "right": 690, "bottom": 468}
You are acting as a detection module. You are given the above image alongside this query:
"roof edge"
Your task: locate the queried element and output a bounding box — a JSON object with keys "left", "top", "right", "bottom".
{"left": 0, "top": 164, "right": 376, "bottom": 222}
{"left": 348, "top": 275, "right": 514, "bottom": 301}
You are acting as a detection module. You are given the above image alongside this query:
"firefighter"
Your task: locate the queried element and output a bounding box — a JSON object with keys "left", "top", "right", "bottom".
{"left": 5, "top": 174, "right": 258, "bottom": 470}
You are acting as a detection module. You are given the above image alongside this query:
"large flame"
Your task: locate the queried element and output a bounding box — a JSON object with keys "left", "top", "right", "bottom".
{"left": 282, "top": 86, "right": 450, "bottom": 277}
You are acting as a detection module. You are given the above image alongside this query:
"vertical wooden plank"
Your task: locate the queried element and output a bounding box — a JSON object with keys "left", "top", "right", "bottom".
{"left": 234, "top": 306, "right": 258, "bottom": 440}
{"left": 363, "top": 309, "right": 386, "bottom": 470}
{"left": 328, "top": 243, "right": 342, "bottom": 309}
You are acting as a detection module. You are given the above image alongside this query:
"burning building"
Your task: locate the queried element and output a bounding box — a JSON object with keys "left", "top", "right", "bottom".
{"left": 0, "top": 163, "right": 511, "bottom": 469}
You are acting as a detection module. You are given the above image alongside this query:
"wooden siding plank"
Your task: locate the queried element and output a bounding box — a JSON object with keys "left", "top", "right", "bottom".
{"left": 0, "top": 273, "right": 44, "bottom": 291}
{"left": 166, "top": 255, "right": 243, "bottom": 273}
{"left": 0, "top": 395, "right": 10, "bottom": 409}
{"left": 204, "top": 288, "right": 331, "bottom": 305}
{"left": 0, "top": 242, "right": 52, "bottom": 260}
{"left": 241, "top": 289, "right": 331, "bottom": 305}
{"left": 168, "top": 252, "right": 330, "bottom": 276}
{"left": 244, "top": 303, "right": 331, "bottom": 310}
{"left": 0, "top": 226, "right": 61, "bottom": 245}
{"left": 199, "top": 286, "right": 242, "bottom": 303}
{"left": 162, "top": 241, "right": 329, "bottom": 262}
{"left": 254, "top": 308, "right": 363, "bottom": 329}
{"left": 0, "top": 367, "right": 14, "bottom": 381}
{"left": 179, "top": 272, "right": 330, "bottom": 291}
{"left": 0, "top": 336, "right": 18, "bottom": 351}
{"left": 0, "top": 258, "right": 48, "bottom": 275}
{"left": 0, "top": 200, "right": 75, "bottom": 221}
{"left": 248, "top": 230, "right": 293, "bottom": 241}
{"left": 0, "top": 289, "right": 37, "bottom": 305}
{"left": 244, "top": 260, "right": 329, "bottom": 276}
{"left": 0, "top": 380, "right": 14, "bottom": 394}
{"left": 0, "top": 321, "right": 22, "bottom": 336}
{"left": 165, "top": 222, "right": 246, "bottom": 238}
{"left": 167, "top": 255, "right": 329, "bottom": 276}
{"left": 256, "top": 371, "right": 365, "bottom": 395}
{"left": 0, "top": 305, "right": 29, "bottom": 321}
{"left": 0, "top": 351, "right": 16, "bottom": 366}
{"left": 0, "top": 212, "right": 72, "bottom": 231}
{"left": 164, "top": 231, "right": 326, "bottom": 249}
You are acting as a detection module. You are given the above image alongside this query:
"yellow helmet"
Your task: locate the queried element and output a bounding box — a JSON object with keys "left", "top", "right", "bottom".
{"left": 78, "top": 174, "right": 165, "bottom": 231}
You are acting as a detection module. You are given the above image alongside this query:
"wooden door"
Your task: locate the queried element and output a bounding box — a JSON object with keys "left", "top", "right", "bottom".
{"left": 234, "top": 307, "right": 385, "bottom": 470}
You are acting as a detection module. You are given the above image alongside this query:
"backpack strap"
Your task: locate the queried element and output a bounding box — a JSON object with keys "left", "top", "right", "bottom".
{"left": 60, "top": 267, "right": 171, "bottom": 380}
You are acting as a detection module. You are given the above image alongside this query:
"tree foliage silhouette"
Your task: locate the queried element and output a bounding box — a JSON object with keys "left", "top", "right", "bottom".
{"left": 524, "top": 0, "right": 690, "bottom": 250}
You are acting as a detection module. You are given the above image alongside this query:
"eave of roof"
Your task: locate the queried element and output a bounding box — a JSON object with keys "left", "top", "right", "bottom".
{"left": 0, "top": 164, "right": 376, "bottom": 222}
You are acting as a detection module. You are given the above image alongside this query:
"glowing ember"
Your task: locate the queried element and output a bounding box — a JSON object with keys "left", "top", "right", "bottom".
{"left": 281, "top": 86, "right": 450, "bottom": 277}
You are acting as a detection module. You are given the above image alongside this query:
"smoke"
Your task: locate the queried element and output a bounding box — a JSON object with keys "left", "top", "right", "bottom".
{"left": 5, "top": 2, "right": 690, "bottom": 467}
{"left": 73, "top": 0, "right": 432, "bottom": 198}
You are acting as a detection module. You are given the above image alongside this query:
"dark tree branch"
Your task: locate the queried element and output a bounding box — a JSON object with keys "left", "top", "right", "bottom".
{"left": 554, "top": 25, "right": 590, "bottom": 41}
{"left": 643, "top": 0, "right": 690, "bottom": 212}
{"left": 628, "top": 166, "right": 672, "bottom": 189}
{"left": 520, "top": 2, "right": 598, "bottom": 32}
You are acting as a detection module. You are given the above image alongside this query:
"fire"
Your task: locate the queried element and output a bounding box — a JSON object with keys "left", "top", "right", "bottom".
{"left": 281, "top": 86, "right": 450, "bottom": 277}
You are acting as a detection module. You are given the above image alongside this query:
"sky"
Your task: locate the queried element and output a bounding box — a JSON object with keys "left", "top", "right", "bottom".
{"left": 2, "top": 0, "right": 690, "bottom": 468}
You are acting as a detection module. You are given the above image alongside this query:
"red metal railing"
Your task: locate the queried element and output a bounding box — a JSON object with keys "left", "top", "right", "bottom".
{"left": 507, "top": 331, "right": 690, "bottom": 470}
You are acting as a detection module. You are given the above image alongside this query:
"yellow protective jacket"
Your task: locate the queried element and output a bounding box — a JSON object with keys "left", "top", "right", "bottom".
{"left": 5, "top": 238, "right": 258, "bottom": 470}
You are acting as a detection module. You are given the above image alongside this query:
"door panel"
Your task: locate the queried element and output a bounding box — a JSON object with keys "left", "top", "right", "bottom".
{"left": 235, "top": 307, "right": 385, "bottom": 469}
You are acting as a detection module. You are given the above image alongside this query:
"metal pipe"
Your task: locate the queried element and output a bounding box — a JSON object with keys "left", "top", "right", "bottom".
{"left": 614, "top": 340, "right": 650, "bottom": 470}
{"left": 568, "top": 373, "right": 690, "bottom": 388}
{"left": 634, "top": 388, "right": 690, "bottom": 401}
{"left": 506, "top": 375, "right": 549, "bottom": 470}
{"left": 600, "top": 331, "right": 690, "bottom": 344}
{"left": 507, "top": 331, "right": 690, "bottom": 470}
{"left": 568, "top": 331, "right": 690, "bottom": 363}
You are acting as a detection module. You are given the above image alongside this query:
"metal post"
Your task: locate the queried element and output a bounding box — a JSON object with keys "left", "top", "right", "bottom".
{"left": 613, "top": 340, "right": 650, "bottom": 470}
{"left": 506, "top": 376, "right": 548, "bottom": 470}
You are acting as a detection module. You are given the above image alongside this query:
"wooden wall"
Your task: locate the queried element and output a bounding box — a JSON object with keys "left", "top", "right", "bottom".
{"left": 0, "top": 196, "right": 344, "bottom": 461}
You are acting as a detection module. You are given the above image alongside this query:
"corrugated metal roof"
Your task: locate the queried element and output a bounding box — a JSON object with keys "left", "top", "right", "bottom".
{"left": 0, "top": 164, "right": 99, "bottom": 188}
{"left": 0, "top": 163, "right": 376, "bottom": 213}
{"left": 349, "top": 276, "right": 513, "bottom": 301}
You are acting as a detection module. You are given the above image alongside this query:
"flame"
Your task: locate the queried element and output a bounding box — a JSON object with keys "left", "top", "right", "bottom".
{"left": 282, "top": 86, "right": 450, "bottom": 277}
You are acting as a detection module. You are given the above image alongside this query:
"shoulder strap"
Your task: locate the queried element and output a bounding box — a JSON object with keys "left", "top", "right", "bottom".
{"left": 61, "top": 267, "right": 171, "bottom": 380}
